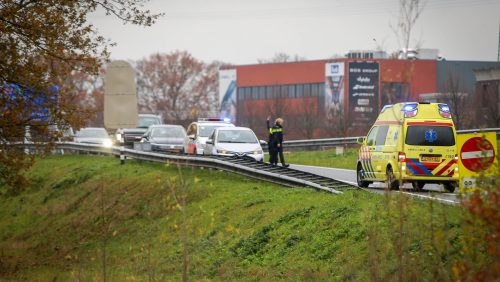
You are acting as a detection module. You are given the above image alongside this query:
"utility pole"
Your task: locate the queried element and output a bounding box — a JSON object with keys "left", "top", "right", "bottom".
{"left": 497, "top": 21, "right": 500, "bottom": 61}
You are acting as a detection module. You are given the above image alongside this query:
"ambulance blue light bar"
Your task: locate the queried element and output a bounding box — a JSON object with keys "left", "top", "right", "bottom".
{"left": 198, "top": 118, "right": 231, "bottom": 123}
{"left": 438, "top": 104, "right": 452, "bottom": 118}
{"left": 402, "top": 102, "right": 418, "bottom": 118}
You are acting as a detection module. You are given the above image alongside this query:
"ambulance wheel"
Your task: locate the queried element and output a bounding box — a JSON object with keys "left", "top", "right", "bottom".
{"left": 443, "top": 182, "right": 456, "bottom": 193}
{"left": 356, "top": 164, "right": 369, "bottom": 188}
{"left": 386, "top": 166, "right": 399, "bottom": 190}
{"left": 412, "top": 181, "right": 425, "bottom": 192}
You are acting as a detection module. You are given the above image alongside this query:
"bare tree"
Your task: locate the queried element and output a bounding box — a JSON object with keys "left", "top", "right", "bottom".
{"left": 444, "top": 72, "right": 472, "bottom": 130}
{"left": 265, "top": 96, "right": 289, "bottom": 120}
{"left": 480, "top": 86, "right": 500, "bottom": 127}
{"left": 391, "top": 0, "right": 426, "bottom": 57}
{"left": 257, "top": 52, "right": 306, "bottom": 64}
{"left": 136, "top": 51, "right": 202, "bottom": 122}
{"left": 57, "top": 69, "right": 105, "bottom": 127}
{"left": 242, "top": 103, "right": 261, "bottom": 132}
{"left": 136, "top": 51, "right": 219, "bottom": 124}
{"left": 191, "top": 61, "right": 224, "bottom": 118}
{"left": 328, "top": 105, "right": 350, "bottom": 137}
{"left": 296, "top": 99, "right": 321, "bottom": 139}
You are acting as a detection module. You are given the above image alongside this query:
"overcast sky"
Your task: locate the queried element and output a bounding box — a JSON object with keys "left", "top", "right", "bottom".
{"left": 89, "top": 0, "right": 500, "bottom": 64}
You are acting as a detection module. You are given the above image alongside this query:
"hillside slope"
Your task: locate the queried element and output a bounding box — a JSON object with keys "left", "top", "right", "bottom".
{"left": 0, "top": 155, "right": 480, "bottom": 281}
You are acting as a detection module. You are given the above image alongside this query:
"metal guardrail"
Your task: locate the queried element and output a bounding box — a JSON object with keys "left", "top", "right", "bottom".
{"left": 283, "top": 128, "right": 500, "bottom": 151}
{"left": 54, "top": 142, "right": 355, "bottom": 194}
{"left": 14, "top": 127, "right": 499, "bottom": 195}
{"left": 284, "top": 137, "right": 358, "bottom": 150}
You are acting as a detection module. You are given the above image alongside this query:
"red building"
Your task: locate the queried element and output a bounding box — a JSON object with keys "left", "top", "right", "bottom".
{"left": 219, "top": 58, "right": 498, "bottom": 139}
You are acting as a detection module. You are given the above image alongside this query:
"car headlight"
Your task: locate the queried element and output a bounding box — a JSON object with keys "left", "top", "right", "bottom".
{"left": 217, "top": 149, "right": 227, "bottom": 154}
{"left": 253, "top": 150, "right": 263, "bottom": 155}
{"left": 116, "top": 133, "right": 122, "bottom": 141}
{"left": 103, "top": 139, "right": 112, "bottom": 148}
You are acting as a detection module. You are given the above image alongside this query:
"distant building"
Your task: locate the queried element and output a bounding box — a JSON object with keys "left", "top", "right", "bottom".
{"left": 219, "top": 56, "right": 500, "bottom": 139}
{"left": 346, "top": 50, "right": 388, "bottom": 60}
{"left": 398, "top": 48, "right": 441, "bottom": 60}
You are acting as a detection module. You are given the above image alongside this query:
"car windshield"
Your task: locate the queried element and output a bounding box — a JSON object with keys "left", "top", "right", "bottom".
{"left": 405, "top": 126, "right": 455, "bottom": 146}
{"left": 199, "top": 125, "right": 228, "bottom": 137}
{"left": 138, "top": 117, "right": 161, "bottom": 128}
{"left": 151, "top": 127, "right": 184, "bottom": 138}
{"left": 217, "top": 130, "right": 257, "bottom": 143}
{"left": 76, "top": 129, "right": 108, "bottom": 138}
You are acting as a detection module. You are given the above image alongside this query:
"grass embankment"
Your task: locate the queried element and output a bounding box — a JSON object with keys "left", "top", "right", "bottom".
{"left": 286, "top": 148, "right": 357, "bottom": 169}
{"left": 0, "top": 155, "right": 492, "bottom": 281}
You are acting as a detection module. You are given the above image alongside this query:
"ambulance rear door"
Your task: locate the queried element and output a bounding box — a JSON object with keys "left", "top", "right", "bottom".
{"left": 403, "top": 122, "right": 457, "bottom": 178}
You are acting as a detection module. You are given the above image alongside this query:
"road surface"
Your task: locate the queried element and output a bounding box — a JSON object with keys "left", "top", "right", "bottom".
{"left": 290, "top": 164, "right": 460, "bottom": 205}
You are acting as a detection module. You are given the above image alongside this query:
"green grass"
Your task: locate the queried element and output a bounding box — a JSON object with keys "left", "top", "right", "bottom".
{"left": 286, "top": 148, "right": 358, "bottom": 169}
{"left": 0, "top": 155, "right": 488, "bottom": 281}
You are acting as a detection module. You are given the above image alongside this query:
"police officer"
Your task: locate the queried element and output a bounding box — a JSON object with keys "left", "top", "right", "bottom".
{"left": 266, "top": 116, "right": 276, "bottom": 165}
{"left": 267, "top": 116, "right": 289, "bottom": 167}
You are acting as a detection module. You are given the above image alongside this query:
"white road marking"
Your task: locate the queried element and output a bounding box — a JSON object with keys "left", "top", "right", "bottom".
{"left": 401, "top": 191, "right": 459, "bottom": 205}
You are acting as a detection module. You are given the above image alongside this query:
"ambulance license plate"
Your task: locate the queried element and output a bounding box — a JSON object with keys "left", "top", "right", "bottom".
{"left": 420, "top": 155, "right": 441, "bottom": 162}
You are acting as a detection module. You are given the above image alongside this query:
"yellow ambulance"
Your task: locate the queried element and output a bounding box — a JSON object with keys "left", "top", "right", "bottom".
{"left": 356, "top": 102, "right": 459, "bottom": 192}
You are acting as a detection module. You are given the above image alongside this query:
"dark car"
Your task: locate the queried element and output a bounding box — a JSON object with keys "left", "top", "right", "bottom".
{"left": 141, "top": 124, "right": 186, "bottom": 153}
{"left": 115, "top": 114, "right": 162, "bottom": 146}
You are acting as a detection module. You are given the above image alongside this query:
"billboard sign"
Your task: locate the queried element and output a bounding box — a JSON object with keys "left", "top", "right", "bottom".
{"left": 325, "top": 62, "right": 345, "bottom": 119}
{"left": 219, "top": 69, "right": 237, "bottom": 121}
{"left": 348, "top": 62, "right": 379, "bottom": 127}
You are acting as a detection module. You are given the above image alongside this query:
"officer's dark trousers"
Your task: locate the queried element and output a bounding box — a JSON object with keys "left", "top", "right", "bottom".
{"left": 268, "top": 144, "right": 276, "bottom": 164}
{"left": 276, "top": 146, "right": 286, "bottom": 165}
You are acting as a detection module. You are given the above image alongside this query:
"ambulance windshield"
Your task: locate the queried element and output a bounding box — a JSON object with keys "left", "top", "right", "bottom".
{"left": 405, "top": 126, "right": 455, "bottom": 146}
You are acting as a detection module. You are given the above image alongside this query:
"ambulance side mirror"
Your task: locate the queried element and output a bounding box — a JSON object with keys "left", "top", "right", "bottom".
{"left": 356, "top": 137, "right": 366, "bottom": 145}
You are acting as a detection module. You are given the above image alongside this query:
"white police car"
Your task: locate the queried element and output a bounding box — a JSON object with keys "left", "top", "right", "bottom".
{"left": 203, "top": 127, "right": 265, "bottom": 161}
{"left": 184, "top": 118, "right": 235, "bottom": 155}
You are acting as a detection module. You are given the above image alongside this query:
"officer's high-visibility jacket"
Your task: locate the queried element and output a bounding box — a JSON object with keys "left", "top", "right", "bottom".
{"left": 269, "top": 124, "right": 283, "bottom": 146}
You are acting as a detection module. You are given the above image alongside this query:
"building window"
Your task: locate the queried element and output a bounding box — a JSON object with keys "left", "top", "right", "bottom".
{"left": 272, "top": 86, "right": 280, "bottom": 99}
{"left": 296, "top": 84, "right": 304, "bottom": 97}
{"left": 237, "top": 88, "right": 244, "bottom": 101}
{"left": 311, "top": 83, "right": 318, "bottom": 97}
{"left": 281, "top": 85, "right": 288, "bottom": 98}
{"left": 245, "top": 87, "right": 252, "bottom": 100}
{"left": 288, "top": 85, "right": 296, "bottom": 98}
{"left": 240, "top": 87, "right": 245, "bottom": 100}
{"left": 259, "top": 86, "right": 266, "bottom": 99}
{"left": 251, "top": 87, "right": 259, "bottom": 99}
{"left": 304, "top": 84, "right": 311, "bottom": 97}
{"left": 266, "top": 86, "right": 273, "bottom": 99}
